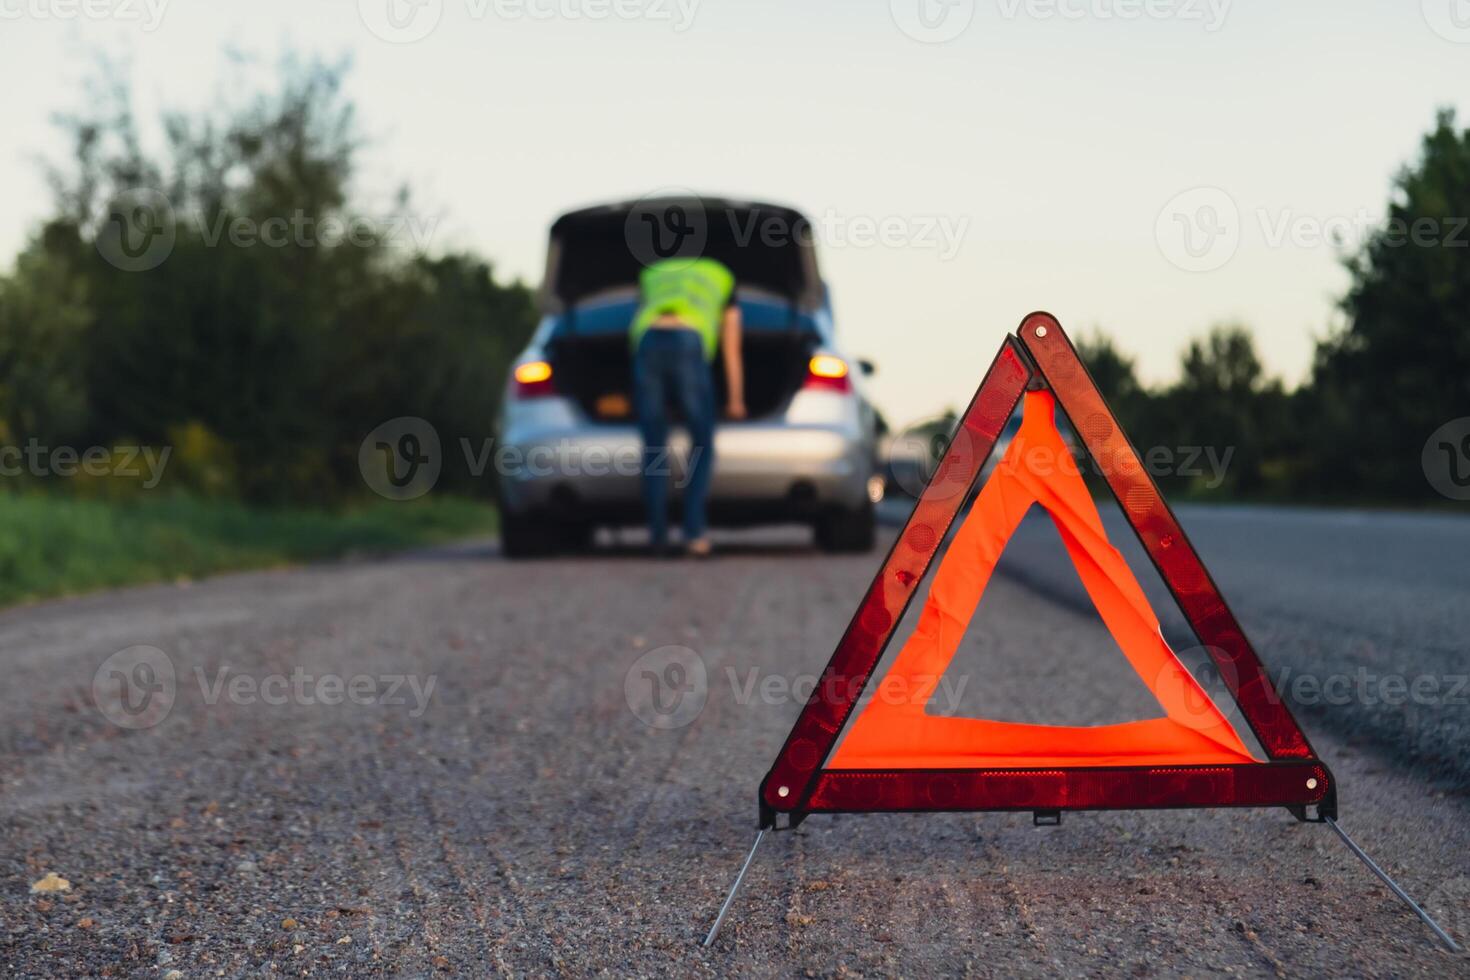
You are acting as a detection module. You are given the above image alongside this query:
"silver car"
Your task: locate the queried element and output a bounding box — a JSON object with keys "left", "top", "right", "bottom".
{"left": 495, "top": 196, "right": 882, "bottom": 557}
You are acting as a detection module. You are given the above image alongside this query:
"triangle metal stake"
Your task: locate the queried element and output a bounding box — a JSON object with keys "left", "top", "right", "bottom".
{"left": 703, "top": 830, "right": 766, "bottom": 948}
{"left": 1326, "top": 817, "right": 1460, "bottom": 952}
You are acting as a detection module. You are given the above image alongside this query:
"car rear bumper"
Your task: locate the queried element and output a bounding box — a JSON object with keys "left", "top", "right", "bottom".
{"left": 497, "top": 421, "right": 872, "bottom": 522}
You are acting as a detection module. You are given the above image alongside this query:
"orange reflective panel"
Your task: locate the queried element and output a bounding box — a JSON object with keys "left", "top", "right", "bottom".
{"left": 830, "top": 390, "right": 1257, "bottom": 770}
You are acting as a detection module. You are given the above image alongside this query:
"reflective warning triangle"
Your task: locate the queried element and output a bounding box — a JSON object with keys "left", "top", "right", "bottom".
{"left": 759, "top": 313, "right": 1333, "bottom": 827}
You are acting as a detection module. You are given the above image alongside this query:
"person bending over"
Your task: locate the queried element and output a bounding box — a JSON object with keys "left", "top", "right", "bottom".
{"left": 628, "top": 257, "right": 744, "bottom": 557}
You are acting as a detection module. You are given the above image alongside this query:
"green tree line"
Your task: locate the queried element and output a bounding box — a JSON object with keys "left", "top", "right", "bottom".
{"left": 0, "top": 56, "right": 1465, "bottom": 507}
{"left": 0, "top": 55, "right": 538, "bottom": 505}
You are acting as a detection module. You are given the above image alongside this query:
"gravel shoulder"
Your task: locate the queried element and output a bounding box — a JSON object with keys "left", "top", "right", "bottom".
{"left": 1, "top": 518, "right": 1467, "bottom": 977}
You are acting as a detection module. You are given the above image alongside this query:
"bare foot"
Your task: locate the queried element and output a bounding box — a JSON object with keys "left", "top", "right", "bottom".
{"left": 686, "top": 538, "right": 713, "bottom": 558}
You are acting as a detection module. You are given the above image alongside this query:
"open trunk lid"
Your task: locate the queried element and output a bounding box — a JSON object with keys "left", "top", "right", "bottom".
{"left": 540, "top": 197, "right": 828, "bottom": 422}
{"left": 542, "top": 196, "right": 825, "bottom": 313}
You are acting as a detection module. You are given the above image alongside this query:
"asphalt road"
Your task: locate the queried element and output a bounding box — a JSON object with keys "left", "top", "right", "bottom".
{"left": 2, "top": 506, "right": 1468, "bottom": 977}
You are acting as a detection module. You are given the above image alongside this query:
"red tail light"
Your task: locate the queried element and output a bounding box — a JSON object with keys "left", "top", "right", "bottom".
{"left": 805, "top": 355, "right": 852, "bottom": 393}
{"left": 513, "top": 361, "right": 556, "bottom": 399}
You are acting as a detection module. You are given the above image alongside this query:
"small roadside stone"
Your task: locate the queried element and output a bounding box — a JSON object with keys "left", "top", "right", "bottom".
{"left": 30, "top": 873, "right": 71, "bottom": 894}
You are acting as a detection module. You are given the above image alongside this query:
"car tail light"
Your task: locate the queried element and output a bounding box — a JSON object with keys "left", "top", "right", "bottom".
{"left": 513, "top": 360, "right": 555, "bottom": 398}
{"left": 805, "top": 355, "right": 851, "bottom": 393}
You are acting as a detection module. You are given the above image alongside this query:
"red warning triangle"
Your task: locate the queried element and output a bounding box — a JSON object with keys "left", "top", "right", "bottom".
{"left": 760, "top": 314, "right": 1333, "bottom": 827}
{"left": 832, "top": 388, "right": 1254, "bottom": 770}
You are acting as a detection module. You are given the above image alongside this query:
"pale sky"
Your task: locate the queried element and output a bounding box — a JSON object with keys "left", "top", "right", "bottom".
{"left": 2, "top": 1, "right": 1467, "bottom": 424}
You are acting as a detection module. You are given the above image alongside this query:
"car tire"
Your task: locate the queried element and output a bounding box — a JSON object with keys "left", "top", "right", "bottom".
{"left": 500, "top": 513, "right": 561, "bottom": 559}
{"left": 815, "top": 502, "right": 876, "bottom": 553}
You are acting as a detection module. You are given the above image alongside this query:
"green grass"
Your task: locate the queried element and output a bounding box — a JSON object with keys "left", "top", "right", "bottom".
{"left": 0, "top": 493, "right": 498, "bottom": 608}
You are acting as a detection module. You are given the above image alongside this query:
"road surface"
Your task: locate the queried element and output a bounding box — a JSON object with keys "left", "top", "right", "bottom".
{"left": 2, "top": 506, "right": 1468, "bottom": 977}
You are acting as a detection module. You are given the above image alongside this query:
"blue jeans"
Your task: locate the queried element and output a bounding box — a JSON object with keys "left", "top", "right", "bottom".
{"left": 633, "top": 328, "right": 716, "bottom": 545}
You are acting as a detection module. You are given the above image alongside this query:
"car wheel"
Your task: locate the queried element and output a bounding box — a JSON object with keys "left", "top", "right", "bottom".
{"left": 815, "top": 502, "right": 876, "bottom": 553}
{"left": 500, "top": 513, "right": 561, "bottom": 559}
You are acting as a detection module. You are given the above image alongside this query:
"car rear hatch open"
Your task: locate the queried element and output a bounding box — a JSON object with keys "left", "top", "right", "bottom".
{"left": 540, "top": 198, "right": 828, "bottom": 423}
